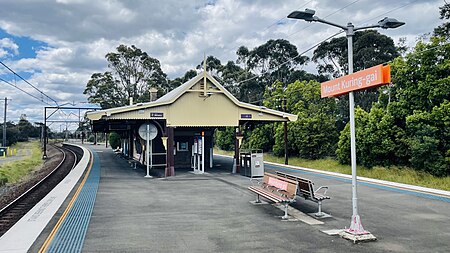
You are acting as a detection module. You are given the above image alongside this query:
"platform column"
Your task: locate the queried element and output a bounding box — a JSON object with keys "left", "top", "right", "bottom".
{"left": 234, "top": 127, "right": 242, "bottom": 174}
{"left": 165, "top": 127, "right": 175, "bottom": 177}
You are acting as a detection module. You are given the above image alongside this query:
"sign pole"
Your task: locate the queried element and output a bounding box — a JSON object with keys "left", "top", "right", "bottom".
{"left": 145, "top": 124, "right": 152, "bottom": 178}
{"left": 346, "top": 23, "right": 368, "bottom": 236}
{"left": 201, "top": 131, "right": 205, "bottom": 173}
{"left": 150, "top": 139, "right": 153, "bottom": 171}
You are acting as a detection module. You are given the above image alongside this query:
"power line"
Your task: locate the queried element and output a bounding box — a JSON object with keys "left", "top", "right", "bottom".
{"left": 0, "top": 60, "right": 59, "bottom": 106}
{"left": 357, "top": 0, "right": 419, "bottom": 26}
{"left": 0, "top": 77, "right": 52, "bottom": 105}
{"left": 287, "top": 0, "right": 362, "bottom": 38}
{"left": 235, "top": 30, "right": 345, "bottom": 87}
{"left": 262, "top": 0, "right": 314, "bottom": 33}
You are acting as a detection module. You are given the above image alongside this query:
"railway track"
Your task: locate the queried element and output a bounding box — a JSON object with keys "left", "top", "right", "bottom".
{"left": 0, "top": 144, "right": 82, "bottom": 236}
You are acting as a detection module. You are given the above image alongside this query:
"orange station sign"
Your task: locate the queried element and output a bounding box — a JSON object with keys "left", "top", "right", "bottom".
{"left": 321, "top": 64, "right": 391, "bottom": 98}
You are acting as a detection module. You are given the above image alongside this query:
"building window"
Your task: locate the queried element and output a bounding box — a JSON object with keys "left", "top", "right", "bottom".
{"left": 177, "top": 142, "right": 189, "bottom": 151}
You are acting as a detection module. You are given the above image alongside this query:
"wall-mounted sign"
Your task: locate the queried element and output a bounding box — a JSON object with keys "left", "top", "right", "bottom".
{"left": 321, "top": 64, "right": 391, "bottom": 98}
{"left": 241, "top": 114, "right": 252, "bottom": 119}
{"left": 150, "top": 112, "right": 164, "bottom": 117}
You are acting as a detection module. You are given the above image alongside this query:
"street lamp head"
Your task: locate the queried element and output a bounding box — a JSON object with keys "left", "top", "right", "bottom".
{"left": 288, "top": 8, "right": 316, "bottom": 21}
{"left": 378, "top": 17, "right": 405, "bottom": 29}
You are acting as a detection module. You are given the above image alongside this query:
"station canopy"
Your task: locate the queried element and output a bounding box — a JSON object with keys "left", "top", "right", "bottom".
{"left": 86, "top": 71, "right": 297, "bottom": 128}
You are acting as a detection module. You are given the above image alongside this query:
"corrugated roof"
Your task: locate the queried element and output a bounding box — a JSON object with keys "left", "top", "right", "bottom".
{"left": 86, "top": 71, "right": 297, "bottom": 122}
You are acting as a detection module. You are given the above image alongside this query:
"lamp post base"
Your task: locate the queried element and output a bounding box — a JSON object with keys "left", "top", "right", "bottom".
{"left": 340, "top": 214, "right": 376, "bottom": 243}
{"left": 340, "top": 230, "right": 377, "bottom": 243}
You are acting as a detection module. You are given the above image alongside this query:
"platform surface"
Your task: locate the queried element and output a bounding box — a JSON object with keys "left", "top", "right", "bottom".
{"left": 37, "top": 146, "right": 450, "bottom": 252}
{"left": 23, "top": 144, "right": 450, "bottom": 252}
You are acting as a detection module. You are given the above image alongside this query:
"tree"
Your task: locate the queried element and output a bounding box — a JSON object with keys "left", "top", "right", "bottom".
{"left": 17, "top": 118, "right": 40, "bottom": 141}
{"left": 256, "top": 80, "right": 337, "bottom": 158}
{"left": 388, "top": 37, "right": 450, "bottom": 122}
{"left": 313, "top": 30, "right": 401, "bottom": 128}
{"left": 336, "top": 106, "right": 408, "bottom": 167}
{"left": 84, "top": 72, "right": 124, "bottom": 109}
{"left": 406, "top": 101, "right": 450, "bottom": 176}
{"left": 168, "top": 69, "right": 198, "bottom": 91}
{"left": 236, "top": 39, "right": 309, "bottom": 103}
{"left": 197, "top": 55, "right": 223, "bottom": 79}
{"left": 0, "top": 122, "right": 19, "bottom": 146}
{"left": 84, "top": 44, "right": 168, "bottom": 109}
{"left": 434, "top": 3, "right": 450, "bottom": 39}
{"left": 214, "top": 127, "right": 235, "bottom": 151}
{"left": 336, "top": 6, "right": 450, "bottom": 174}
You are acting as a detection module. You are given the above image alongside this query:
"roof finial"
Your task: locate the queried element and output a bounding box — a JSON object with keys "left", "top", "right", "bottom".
{"left": 203, "top": 53, "right": 207, "bottom": 73}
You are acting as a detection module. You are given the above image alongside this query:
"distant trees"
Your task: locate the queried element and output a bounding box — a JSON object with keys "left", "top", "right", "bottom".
{"left": 236, "top": 39, "right": 309, "bottom": 103}
{"left": 84, "top": 45, "right": 169, "bottom": 109}
{"left": 0, "top": 119, "right": 42, "bottom": 146}
{"left": 434, "top": 2, "right": 450, "bottom": 38}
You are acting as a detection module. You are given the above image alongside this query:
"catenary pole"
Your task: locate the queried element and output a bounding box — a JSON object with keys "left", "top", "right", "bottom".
{"left": 3, "top": 98, "right": 7, "bottom": 147}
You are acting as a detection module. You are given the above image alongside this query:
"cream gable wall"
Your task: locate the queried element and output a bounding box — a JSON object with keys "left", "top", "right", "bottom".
{"left": 168, "top": 91, "right": 238, "bottom": 127}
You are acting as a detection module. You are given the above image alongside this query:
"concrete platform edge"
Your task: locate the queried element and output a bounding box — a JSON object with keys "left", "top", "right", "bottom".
{"left": 0, "top": 143, "right": 91, "bottom": 253}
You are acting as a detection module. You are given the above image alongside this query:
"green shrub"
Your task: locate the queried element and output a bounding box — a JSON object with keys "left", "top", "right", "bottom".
{"left": 406, "top": 101, "right": 450, "bottom": 176}
{"left": 336, "top": 106, "right": 407, "bottom": 168}
{"left": 214, "top": 127, "right": 235, "bottom": 151}
{"left": 109, "top": 132, "right": 121, "bottom": 149}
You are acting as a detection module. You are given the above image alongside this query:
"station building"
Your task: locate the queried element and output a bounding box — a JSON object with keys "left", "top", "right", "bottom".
{"left": 86, "top": 71, "right": 297, "bottom": 177}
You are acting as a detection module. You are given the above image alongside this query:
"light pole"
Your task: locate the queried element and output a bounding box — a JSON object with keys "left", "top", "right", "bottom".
{"left": 288, "top": 9, "right": 404, "bottom": 241}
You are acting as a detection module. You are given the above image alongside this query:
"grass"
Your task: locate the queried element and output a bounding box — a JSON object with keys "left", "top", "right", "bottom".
{"left": 214, "top": 148, "right": 450, "bottom": 191}
{"left": 0, "top": 141, "right": 43, "bottom": 186}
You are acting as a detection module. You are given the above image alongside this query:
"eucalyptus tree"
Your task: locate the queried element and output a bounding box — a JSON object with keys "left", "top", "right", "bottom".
{"left": 84, "top": 44, "right": 168, "bottom": 109}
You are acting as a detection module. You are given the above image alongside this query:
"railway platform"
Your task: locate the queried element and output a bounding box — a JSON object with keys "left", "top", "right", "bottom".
{"left": 1, "top": 144, "right": 449, "bottom": 252}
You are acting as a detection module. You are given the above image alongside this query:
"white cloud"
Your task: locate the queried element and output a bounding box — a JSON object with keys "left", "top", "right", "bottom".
{"left": 0, "top": 38, "right": 19, "bottom": 58}
{"left": 0, "top": 0, "right": 445, "bottom": 126}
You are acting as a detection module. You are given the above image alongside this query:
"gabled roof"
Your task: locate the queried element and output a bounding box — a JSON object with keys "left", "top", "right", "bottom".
{"left": 86, "top": 71, "right": 297, "bottom": 123}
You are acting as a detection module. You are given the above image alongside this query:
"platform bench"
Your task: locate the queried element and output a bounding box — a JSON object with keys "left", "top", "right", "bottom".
{"left": 276, "top": 171, "right": 331, "bottom": 217}
{"left": 248, "top": 172, "right": 298, "bottom": 219}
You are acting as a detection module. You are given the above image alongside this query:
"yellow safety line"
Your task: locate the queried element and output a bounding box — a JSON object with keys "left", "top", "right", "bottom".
{"left": 38, "top": 150, "right": 94, "bottom": 253}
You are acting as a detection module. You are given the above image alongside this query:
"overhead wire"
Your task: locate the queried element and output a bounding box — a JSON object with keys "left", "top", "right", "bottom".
{"left": 234, "top": 30, "right": 345, "bottom": 88}
{"left": 0, "top": 60, "right": 59, "bottom": 106}
{"left": 231, "top": 1, "right": 364, "bottom": 88}
{"left": 357, "top": 0, "right": 419, "bottom": 26}
{"left": 0, "top": 77, "right": 52, "bottom": 105}
{"left": 287, "top": 0, "right": 362, "bottom": 38}
{"left": 262, "top": 0, "right": 314, "bottom": 33}
{"left": 238, "top": 0, "right": 422, "bottom": 87}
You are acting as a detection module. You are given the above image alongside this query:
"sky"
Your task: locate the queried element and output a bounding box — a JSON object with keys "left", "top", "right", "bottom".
{"left": 0, "top": 0, "right": 445, "bottom": 131}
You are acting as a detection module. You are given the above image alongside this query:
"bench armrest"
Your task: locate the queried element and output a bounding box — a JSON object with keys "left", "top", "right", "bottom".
{"left": 250, "top": 178, "right": 261, "bottom": 186}
{"left": 314, "top": 186, "right": 329, "bottom": 195}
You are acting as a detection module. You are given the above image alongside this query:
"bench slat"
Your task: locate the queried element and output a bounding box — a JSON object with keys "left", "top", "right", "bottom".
{"left": 248, "top": 186, "right": 288, "bottom": 203}
{"left": 276, "top": 171, "right": 330, "bottom": 202}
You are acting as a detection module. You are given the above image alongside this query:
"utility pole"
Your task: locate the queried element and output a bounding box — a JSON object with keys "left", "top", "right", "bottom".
{"left": 3, "top": 98, "right": 7, "bottom": 147}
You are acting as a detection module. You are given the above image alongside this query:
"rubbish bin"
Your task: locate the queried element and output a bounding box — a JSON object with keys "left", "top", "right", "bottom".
{"left": 239, "top": 149, "right": 264, "bottom": 177}
{"left": 0, "top": 147, "right": 7, "bottom": 157}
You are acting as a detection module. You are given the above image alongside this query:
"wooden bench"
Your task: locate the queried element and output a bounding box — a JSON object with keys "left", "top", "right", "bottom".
{"left": 248, "top": 172, "right": 298, "bottom": 219}
{"left": 276, "top": 171, "right": 330, "bottom": 217}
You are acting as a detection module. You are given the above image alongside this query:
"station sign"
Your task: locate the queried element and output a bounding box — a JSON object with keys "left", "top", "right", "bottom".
{"left": 321, "top": 64, "right": 391, "bottom": 98}
{"left": 150, "top": 112, "right": 164, "bottom": 117}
